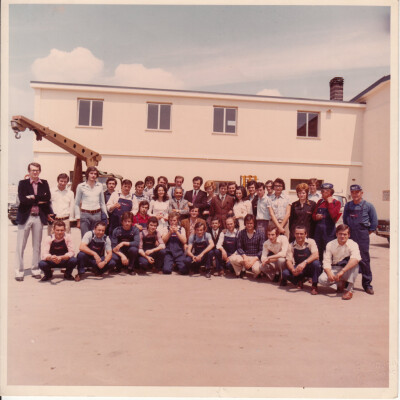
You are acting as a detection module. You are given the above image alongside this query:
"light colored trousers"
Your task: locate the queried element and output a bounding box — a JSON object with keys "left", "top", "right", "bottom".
{"left": 230, "top": 254, "right": 261, "bottom": 277}
{"left": 260, "top": 257, "right": 286, "bottom": 280}
{"left": 15, "top": 215, "right": 44, "bottom": 278}
{"left": 318, "top": 264, "right": 359, "bottom": 290}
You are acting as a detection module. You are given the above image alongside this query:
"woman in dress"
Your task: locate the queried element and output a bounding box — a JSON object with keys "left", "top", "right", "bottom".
{"left": 289, "top": 183, "right": 316, "bottom": 242}
{"left": 233, "top": 186, "right": 252, "bottom": 230}
{"left": 203, "top": 180, "right": 216, "bottom": 227}
{"left": 149, "top": 184, "right": 169, "bottom": 231}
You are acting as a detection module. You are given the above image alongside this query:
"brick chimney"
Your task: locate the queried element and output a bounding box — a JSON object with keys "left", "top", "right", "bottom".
{"left": 329, "top": 77, "right": 344, "bottom": 101}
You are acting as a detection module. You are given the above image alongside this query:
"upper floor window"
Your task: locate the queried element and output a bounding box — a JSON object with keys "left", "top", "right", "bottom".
{"left": 297, "top": 111, "right": 318, "bottom": 138}
{"left": 213, "top": 107, "right": 237, "bottom": 134}
{"left": 147, "top": 103, "right": 171, "bottom": 130}
{"left": 78, "top": 99, "right": 103, "bottom": 127}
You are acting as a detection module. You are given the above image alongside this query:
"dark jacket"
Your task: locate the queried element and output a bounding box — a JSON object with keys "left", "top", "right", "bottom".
{"left": 16, "top": 178, "right": 52, "bottom": 225}
{"left": 184, "top": 190, "right": 208, "bottom": 215}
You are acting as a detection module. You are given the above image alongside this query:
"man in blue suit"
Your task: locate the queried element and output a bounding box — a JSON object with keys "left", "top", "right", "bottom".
{"left": 15, "top": 162, "right": 52, "bottom": 281}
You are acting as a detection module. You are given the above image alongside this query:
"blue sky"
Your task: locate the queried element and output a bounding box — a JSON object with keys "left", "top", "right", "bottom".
{"left": 6, "top": 3, "right": 391, "bottom": 184}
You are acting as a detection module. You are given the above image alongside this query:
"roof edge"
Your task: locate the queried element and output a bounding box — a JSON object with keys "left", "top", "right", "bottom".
{"left": 350, "top": 75, "right": 390, "bottom": 102}
{"left": 30, "top": 80, "right": 357, "bottom": 105}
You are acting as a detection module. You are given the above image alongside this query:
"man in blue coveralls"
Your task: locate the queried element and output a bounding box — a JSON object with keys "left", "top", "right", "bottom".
{"left": 343, "top": 185, "right": 378, "bottom": 295}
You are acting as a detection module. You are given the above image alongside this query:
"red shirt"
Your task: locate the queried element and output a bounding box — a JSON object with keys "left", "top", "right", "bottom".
{"left": 312, "top": 198, "right": 341, "bottom": 223}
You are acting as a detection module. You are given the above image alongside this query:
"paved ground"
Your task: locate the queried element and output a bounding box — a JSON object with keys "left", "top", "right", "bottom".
{"left": 5, "top": 222, "right": 392, "bottom": 392}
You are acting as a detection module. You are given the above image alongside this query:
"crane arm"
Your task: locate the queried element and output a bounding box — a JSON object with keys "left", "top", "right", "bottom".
{"left": 11, "top": 115, "right": 102, "bottom": 167}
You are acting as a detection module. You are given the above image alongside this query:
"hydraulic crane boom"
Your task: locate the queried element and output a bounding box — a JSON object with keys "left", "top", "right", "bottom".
{"left": 11, "top": 115, "right": 103, "bottom": 193}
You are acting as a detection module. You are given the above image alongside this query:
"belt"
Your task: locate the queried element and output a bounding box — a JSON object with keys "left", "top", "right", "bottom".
{"left": 81, "top": 208, "right": 101, "bottom": 214}
{"left": 30, "top": 213, "right": 39, "bottom": 217}
{"left": 54, "top": 216, "right": 69, "bottom": 221}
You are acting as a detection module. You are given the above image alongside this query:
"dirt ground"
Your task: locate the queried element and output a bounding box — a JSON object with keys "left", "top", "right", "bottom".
{"left": 5, "top": 222, "right": 392, "bottom": 395}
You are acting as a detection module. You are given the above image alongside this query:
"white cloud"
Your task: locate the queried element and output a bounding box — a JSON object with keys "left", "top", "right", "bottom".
{"left": 106, "top": 63, "right": 184, "bottom": 89}
{"left": 31, "top": 47, "right": 184, "bottom": 90}
{"left": 31, "top": 47, "right": 104, "bottom": 83}
{"left": 256, "top": 88, "right": 282, "bottom": 97}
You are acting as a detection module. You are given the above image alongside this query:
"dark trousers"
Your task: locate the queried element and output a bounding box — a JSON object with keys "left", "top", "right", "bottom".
{"left": 184, "top": 252, "right": 213, "bottom": 273}
{"left": 111, "top": 246, "right": 138, "bottom": 272}
{"left": 163, "top": 251, "right": 189, "bottom": 275}
{"left": 209, "top": 248, "right": 223, "bottom": 271}
{"left": 39, "top": 257, "right": 77, "bottom": 277}
{"left": 77, "top": 252, "right": 116, "bottom": 275}
{"left": 282, "top": 260, "right": 322, "bottom": 285}
{"left": 138, "top": 249, "right": 166, "bottom": 271}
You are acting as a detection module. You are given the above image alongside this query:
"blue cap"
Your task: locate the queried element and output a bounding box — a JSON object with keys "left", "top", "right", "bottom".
{"left": 350, "top": 184, "right": 363, "bottom": 191}
{"left": 321, "top": 183, "right": 333, "bottom": 190}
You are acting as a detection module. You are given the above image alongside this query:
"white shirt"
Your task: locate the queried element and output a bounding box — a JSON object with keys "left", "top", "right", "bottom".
{"left": 107, "top": 191, "right": 139, "bottom": 215}
{"left": 286, "top": 238, "right": 318, "bottom": 263}
{"left": 323, "top": 239, "right": 361, "bottom": 270}
{"left": 50, "top": 186, "right": 75, "bottom": 220}
{"left": 268, "top": 193, "right": 291, "bottom": 220}
{"left": 256, "top": 194, "right": 271, "bottom": 220}
{"left": 261, "top": 235, "right": 289, "bottom": 262}
{"left": 308, "top": 192, "right": 322, "bottom": 202}
{"left": 75, "top": 181, "right": 107, "bottom": 219}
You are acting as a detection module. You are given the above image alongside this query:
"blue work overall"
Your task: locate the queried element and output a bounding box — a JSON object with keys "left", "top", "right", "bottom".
{"left": 221, "top": 235, "right": 237, "bottom": 272}
{"left": 109, "top": 194, "right": 134, "bottom": 234}
{"left": 185, "top": 236, "right": 211, "bottom": 273}
{"left": 112, "top": 228, "right": 138, "bottom": 272}
{"left": 77, "top": 232, "right": 114, "bottom": 275}
{"left": 163, "top": 227, "right": 188, "bottom": 275}
{"left": 138, "top": 232, "right": 166, "bottom": 272}
{"left": 38, "top": 239, "right": 77, "bottom": 278}
{"left": 346, "top": 201, "right": 372, "bottom": 290}
{"left": 282, "top": 246, "right": 321, "bottom": 285}
{"left": 314, "top": 203, "right": 337, "bottom": 262}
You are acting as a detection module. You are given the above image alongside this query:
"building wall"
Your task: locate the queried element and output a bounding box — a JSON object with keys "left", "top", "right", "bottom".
{"left": 32, "top": 83, "right": 366, "bottom": 195}
{"left": 358, "top": 81, "right": 390, "bottom": 219}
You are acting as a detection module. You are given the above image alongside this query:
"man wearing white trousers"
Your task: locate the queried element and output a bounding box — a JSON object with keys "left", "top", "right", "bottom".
{"left": 15, "top": 162, "right": 52, "bottom": 281}
{"left": 318, "top": 224, "right": 361, "bottom": 300}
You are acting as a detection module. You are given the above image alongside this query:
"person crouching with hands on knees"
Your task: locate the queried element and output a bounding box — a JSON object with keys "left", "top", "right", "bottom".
{"left": 76, "top": 221, "right": 116, "bottom": 281}
{"left": 111, "top": 211, "right": 140, "bottom": 275}
{"left": 282, "top": 225, "right": 322, "bottom": 295}
{"left": 38, "top": 220, "right": 77, "bottom": 281}
{"left": 138, "top": 216, "right": 166, "bottom": 274}
{"left": 185, "top": 222, "right": 215, "bottom": 278}
{"left": 318, "top": 224, "right": 361, "bottom": 300}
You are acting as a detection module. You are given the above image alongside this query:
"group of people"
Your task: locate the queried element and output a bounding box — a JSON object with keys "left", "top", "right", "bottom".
{"left": 14, "top": 163, "right": 378, "bottom": 300}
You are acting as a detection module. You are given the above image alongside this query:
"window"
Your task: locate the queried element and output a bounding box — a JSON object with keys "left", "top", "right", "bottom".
{"left": 297, "top": 112, "right": 318, "bottom": 137}
{"left": 78, "top": 99, "right": 103, "bottom": 127}
{"left": 147, "top": 103, "right": 171, "bottom": 130}
{"left": 213, "top": 107, "right": 237, "bottom": 134}
{"left": 290, "top": 179, "right": 323, "bottom": 190}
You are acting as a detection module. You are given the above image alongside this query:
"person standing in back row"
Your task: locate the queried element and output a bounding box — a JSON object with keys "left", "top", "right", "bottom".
{"left": 343, "top": 185, "right": 377, "bottom": 295}
{"left": 15, "top": 162, "right": 52, "bottom": 281}
{"left": 75, "top": 167, "right": 108, "bottom": 238}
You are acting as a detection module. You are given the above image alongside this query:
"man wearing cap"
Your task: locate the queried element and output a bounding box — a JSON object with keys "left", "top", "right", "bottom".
{"left": 343, "top": 185, "right": 377, "bottom": 295}
{"left": 312, "top": 183, "right": 341, "bottom": 262}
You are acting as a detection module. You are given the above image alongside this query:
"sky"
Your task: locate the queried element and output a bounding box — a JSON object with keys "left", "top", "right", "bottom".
{"left": 5, "top": 2, "right": 391, "bottom": 184}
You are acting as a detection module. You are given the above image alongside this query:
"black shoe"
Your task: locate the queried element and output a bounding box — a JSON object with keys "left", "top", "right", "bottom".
{"left": 64, "top": 274, "right": 74, "bottom": 281}
{"left": 40, "top": 275, "right": 51, "bottom": 282}
{"left": 15, "top": 277, "right": 24, "bottom": 282}
{"left": 365, "top": 287, "right": 374, "bottom": 295}
{"left": 280, "top": 279, "right": 287, "bottom": 286}
{"left": 205, "top": 271, "right": 211, "bottom": 278}
{"left": 129, "top": 269, "right": 136, "bottom": 276}
{"left": 273, "top": 273, "right": 280, "bottom": 283}
{"left": 239, "top": 270, "right": 245, "bottom": 279}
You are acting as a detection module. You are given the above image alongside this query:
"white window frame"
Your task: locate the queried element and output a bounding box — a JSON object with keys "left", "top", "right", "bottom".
{"left": 146, "top": 103, "right": 172, "bottom": 131}
{"left": 77, "top": 98, "right": 104, "bottom": 128}
{"left": 213, "top": 106, "right": 237, "bottom": 135}
{"left": 297, "top": 111, "right": 319, "bottom": 138}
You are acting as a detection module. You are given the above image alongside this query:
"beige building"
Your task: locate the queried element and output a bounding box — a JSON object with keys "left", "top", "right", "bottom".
{"left": 30, "top": 76, "right": 390, "bottom": 217}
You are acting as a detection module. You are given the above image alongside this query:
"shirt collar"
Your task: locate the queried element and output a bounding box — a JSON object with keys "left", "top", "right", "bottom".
{"left": 30, "top": 178, "right": 42, "bottom": 184}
